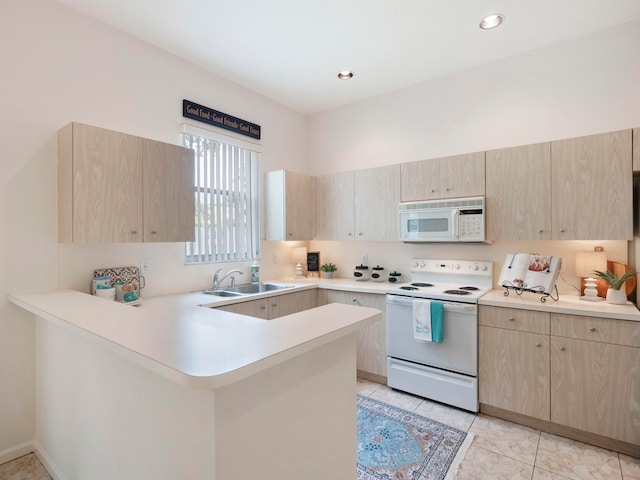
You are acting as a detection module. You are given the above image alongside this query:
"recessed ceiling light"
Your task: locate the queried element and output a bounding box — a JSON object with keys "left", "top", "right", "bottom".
{"left": 337, "top": 70, "right": 354, "bottom": 80}
{"left": 479, "top": 14, "right": 504, "bottom": 30}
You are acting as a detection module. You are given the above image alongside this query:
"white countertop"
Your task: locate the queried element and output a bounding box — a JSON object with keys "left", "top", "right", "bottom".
{"left": 9, "top": 288, "right": 381, "bottom": 389}
{"left": 479, "top": 289, "right": 640, "bottom": 321}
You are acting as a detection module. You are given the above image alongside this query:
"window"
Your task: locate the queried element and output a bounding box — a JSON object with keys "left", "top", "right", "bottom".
{"left": 183, "top": 125, "right": 261, "bottom": 264}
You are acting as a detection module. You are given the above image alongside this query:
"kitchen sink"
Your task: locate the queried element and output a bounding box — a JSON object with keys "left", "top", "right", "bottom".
{"left": 225, "top": 283, "right": 291, "bottom": 294}
{"left": 200, "top": 283, "right": 291, "bottom": 297}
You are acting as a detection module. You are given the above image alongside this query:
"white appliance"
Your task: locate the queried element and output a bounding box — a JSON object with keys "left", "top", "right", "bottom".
{"left": 399, "top": 196, "right": 486, "bottom": 243}
{"left": 386, "top": 258, "right": 493, "bottom": 412}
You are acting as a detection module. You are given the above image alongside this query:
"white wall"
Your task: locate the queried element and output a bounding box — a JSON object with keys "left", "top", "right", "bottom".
{"left": 0, "top": 0, "right": 306, "bottom": 457}
{"left": 307, "top": 20, "right": 640, "bottom": 173}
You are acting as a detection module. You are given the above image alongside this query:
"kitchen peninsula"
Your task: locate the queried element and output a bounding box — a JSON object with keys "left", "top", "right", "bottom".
{"left": 9, "top": 289, "right": 381, "bottom": 480}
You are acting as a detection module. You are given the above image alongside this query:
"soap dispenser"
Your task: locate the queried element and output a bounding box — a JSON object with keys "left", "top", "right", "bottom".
{"left": 251, "top": 261, "right": 260, "bottom": 284}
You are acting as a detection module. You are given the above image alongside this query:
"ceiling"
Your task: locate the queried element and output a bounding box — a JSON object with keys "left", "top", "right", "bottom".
{"left": 57, "top": 0, "right": 640, "bottom": 115}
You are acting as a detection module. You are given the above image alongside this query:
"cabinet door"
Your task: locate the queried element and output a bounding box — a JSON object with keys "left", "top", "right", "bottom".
{"left": 69, "top": 123, "right": 143, "bottom": 243}
{"left": 354, "top": 165, "right": 401, "bottom": 241}
{"left": 285, "top": 172, "right": 315, "bottom": 240}
{"left": 326, "top": 291, "right": 386, "bottom": 378}
{"left": 439, "top": 152, "right": 485, "bottom": 199}
{"left": 479, "top": 326, "right": 550, "bottom": 420}
{"left": 216, "top": 298, "right": 269, "bottom": 319}
{"left": 401, "top": 158, "right": 439, "bottom": 201}
{"left": 142, "top": 139, "right": 195, "bottom": 242}
{"left": 315, "top": 172, "right": 354, "bottom": 240}
{"left": 486, "top": 143, "right": 552, "bottom": 241}
{"left": 551, "top": 336, "right": 640, "bottom": 444}
{"left": 551, "top": 130, "right": 632, "bottom": 240}
{"left": 269, "top": 290, "right": 318, "bottom": 319}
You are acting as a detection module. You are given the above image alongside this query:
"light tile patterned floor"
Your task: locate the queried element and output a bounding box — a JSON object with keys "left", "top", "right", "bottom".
{"left": 3, "top": 379, "right": 639, "bottom": 479}
{"left": 357, "top": 379, "right": 640, "bottom": 480}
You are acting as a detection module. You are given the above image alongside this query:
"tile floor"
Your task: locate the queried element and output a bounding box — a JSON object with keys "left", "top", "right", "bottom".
{"left": 357, "top": 379, "right": 640, "bottom": 480}
{"left": 2, "top": 379, "right": 639, "bottom": 480}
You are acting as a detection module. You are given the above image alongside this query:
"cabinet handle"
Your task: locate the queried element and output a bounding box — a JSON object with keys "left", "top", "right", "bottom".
{"left": 589, "top": 327, "right": 596, "bottom": 332}
{"left": 352, "top": 298, "right": 359, "bottom": 304}
{"left": 445, "top": 187, "right": 450, "bottom": 192}
{"left": 260, "top": 305, "right": 267, "bottom": 310}
{"left": 430, "top": 189, "right": 435, "bottom": 193}
{"left": 288, "top": 232, "right": 293, "bottom": 236}
{"left": 271, "top": 303, "right": 277, "bottom": 308}
{"left": 131, "top": 230, "right": 138, "bottom": 235}
{"left": 151, "top": 230, "right": 157, "bottom": 235}
{"left": 508, "top": 317, "right": 515, "bottom": 322}
{"left": 348, "top": 232, "right": 353, "bottom": 236}
{"left": 538, "top": 229, "right": 544, "bottom": 233}
{"left": 358, "top": 233, "right": 363, "bottom": 236}
{"left": 559, "top": 228, "right": 566, "bottom": 233}
{"left": 559, "top": 346, "right": 566, "bottom": 351}
{"left": 535, "top": 343, "right": 542, "bottom": 347}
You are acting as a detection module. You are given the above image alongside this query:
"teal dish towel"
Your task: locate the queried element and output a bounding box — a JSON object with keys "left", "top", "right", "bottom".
{"left": 430, "top": 301, "right": 444, "bottom": 343}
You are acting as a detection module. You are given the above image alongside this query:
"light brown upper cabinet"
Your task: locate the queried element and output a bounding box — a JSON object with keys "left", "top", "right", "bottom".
{"left": 401, "top": 152, "right": 485, "bottom": 202}
{"left": 551, "top": 130, "right": 632, "bottom": 240}
{"left": 58, "top": 122, "right": 194, "bottom": 243}
{"left": 264, "top": 170, "right": 315, "bottom": 241}
{"left": 486, "top": 142, "right": 552, "bottom": 241}
{"left": 315, "top": 165, "right": 401, "bottom": 241}
{"left": 633, "top": 128, "right": 640, "bottom": 172}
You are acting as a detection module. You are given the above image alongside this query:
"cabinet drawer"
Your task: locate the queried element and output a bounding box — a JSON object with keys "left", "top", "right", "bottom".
{"left": 479, "top": 306, "right": 550, "bottom": 334}
{"left": 551, "top": 313, "right": 640, "bottom": 347}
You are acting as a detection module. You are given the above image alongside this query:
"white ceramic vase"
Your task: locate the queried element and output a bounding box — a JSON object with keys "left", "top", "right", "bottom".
{"left": 605, "top": 288, "right": 627, "bottom": 305}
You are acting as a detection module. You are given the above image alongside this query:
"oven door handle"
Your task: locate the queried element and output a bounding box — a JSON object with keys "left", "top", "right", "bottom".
{"left": 386, "top": 295, "right": 476, "bottom": 313}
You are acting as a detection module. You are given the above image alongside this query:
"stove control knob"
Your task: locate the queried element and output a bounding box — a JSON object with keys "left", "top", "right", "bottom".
{"left": 412, "top": 260, "right": 419, "bottom": 268}
{"left": 481, "top": 264, "right": 488, "bottom": 271}
{"left": 420, "top": 261, "right": 426, "bottom": 267}
{"left": 472, "top": 264, "right": 479, "bottom": 271}
{"left": 454, "top": 263, "right": 460, "bottom": 269}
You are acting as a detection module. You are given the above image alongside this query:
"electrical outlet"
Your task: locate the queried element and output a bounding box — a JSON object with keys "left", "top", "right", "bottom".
{"left": 140, "top": 258, "right": 151, "bottom": 274}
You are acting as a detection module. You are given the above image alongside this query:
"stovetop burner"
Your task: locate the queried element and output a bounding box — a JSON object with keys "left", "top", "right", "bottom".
{"left": 459, "top": 286, "right": 480, "bottom": 291}
{"left": 411, "top": 282, "right": 434, "bottom": 287}
{"left": 399, "top": 286, "right": 418, "bottom": 291}
{"left": 442, "top": 289, "right": 471, "bottom": 295}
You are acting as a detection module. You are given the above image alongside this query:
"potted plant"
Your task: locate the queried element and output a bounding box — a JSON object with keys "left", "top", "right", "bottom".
{"left": 320, "top": 263, "right": 338, "bottom": 279}
{"left": 594, "top": 269, "right": 635, "bottom": 305}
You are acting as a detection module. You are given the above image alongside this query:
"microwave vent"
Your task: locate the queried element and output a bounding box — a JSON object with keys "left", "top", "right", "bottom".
{"left": 399, "top": 196, "right": 484, "bottom": 211}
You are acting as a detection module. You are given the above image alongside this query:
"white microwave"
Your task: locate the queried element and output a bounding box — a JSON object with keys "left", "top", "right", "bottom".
{"left": 399, "top": 196, "right": 486, "bottom": 243}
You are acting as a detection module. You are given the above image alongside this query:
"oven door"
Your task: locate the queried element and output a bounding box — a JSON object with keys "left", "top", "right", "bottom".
{"left": 399, "top": 207, "right": 458, "bottom": 242}
{"left": 386, "top": 294, "right": 477, "bottom": 375}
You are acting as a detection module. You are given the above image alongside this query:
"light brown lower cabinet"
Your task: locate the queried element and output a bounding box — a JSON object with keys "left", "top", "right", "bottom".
{"left": 215, "top": 290, "right": 317, "bottom": 320}
{"left": 479, "top": 305, "right": 640, "bottom": 457}
{"left": 318, "top": 290, "right": 387, "bottom": 382}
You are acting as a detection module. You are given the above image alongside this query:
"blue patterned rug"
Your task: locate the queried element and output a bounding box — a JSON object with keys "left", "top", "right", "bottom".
{"left": 357, "top": 395, "right": 471, "bottom": 480}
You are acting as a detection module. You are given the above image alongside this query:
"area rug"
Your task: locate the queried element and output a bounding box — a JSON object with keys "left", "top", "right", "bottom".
{"left": 357, "top": 394, "right": 474, "bottom": 480}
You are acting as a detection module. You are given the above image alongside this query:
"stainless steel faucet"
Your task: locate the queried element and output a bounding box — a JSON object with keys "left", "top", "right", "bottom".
{"left": 213, "top": 268, "right": 244, "bottom": 289}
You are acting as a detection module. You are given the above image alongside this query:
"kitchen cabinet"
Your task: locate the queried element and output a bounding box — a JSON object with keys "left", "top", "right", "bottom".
{"left": 550, "top": 313, "right": 640, "bottom": 446}
{"left": 315, "top": 171, "right": 354, "bottom": 241}
{"left": 634, "top": 128, "right": 640, "bottom": 172}
{"left": 264, "top": 170, "right": 315, "bottom": 241}
{"left": 58, "top": 122, "right": 194, "bottom": 243}
{"left": 216, "top": 289, "right": 318, "bottom": 320}
{"left": 479, "top": 304, "right": 640, "bottom": 455}
{"left": 551, "top": 130, "right": 632, "bottom": 240}
{"left": 142, "top": 139, "right": 196, "bottom": 242}
{"left": 318, "top": 290, "right": 386, "bottom": 381}
{"left": 315, "top": 165, "right": 400, "bottom": 241}
{"left": 485, "top": 143, "right": 552, "bottom": 241}
{"left": 479, "top": 306, "right": 550, "bottom": 420}
{"left": 400, "top": 152, "right": 485, "bottom": 202}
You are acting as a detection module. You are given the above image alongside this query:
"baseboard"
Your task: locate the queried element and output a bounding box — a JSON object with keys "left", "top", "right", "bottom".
{"left": 480, "top": 404, "right": 640, "bottom": 459}
{"left": 32, "top": 441, "right": 65, "bottom": 480}
{"left": 0, "top": 440, "right": 35, "bottom": 465}
{"left": 357, "top": 369, "right": 386, "bottom": 385}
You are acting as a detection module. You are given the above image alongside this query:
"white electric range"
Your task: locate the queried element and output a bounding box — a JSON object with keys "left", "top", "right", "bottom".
{"left": 386, "top": 258, "right": 493, "bottom": 412}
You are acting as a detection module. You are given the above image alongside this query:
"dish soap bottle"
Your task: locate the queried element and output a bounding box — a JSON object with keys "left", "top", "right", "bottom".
{"left": 251, "top": 261, "right": 260, "bottom": 284}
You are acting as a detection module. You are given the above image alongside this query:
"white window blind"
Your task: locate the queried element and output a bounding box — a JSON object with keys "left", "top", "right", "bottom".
{"left": 183, "top": 132, "right": 260, "bottom": 264}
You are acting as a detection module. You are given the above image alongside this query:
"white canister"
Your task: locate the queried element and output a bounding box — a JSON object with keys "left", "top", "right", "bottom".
{"left": 371, "top": 266, "right": 385, "bottom": 282}
{"left": 95, "top": 286, "right": 115, "bottom": 301}
{"left": 353, "top": 265, "right": 370, "bottom": 281}
{"left": 388, "top": 271, "right": 403, "bottom": 283}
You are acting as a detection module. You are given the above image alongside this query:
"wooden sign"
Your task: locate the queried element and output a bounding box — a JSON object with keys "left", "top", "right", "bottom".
{"left": 183, "top": 99, "right": 261, "bottom": 140}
